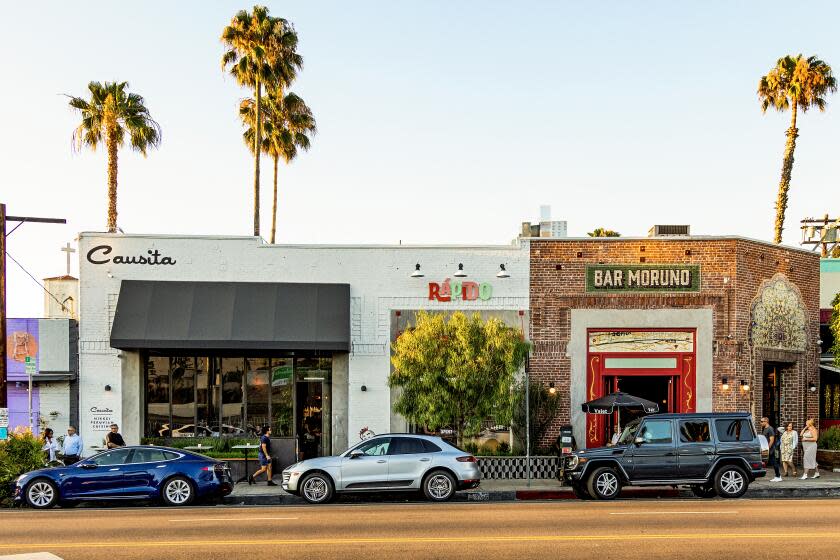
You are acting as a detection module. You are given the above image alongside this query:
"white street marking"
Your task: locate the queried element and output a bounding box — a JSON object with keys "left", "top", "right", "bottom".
{"left": 609, "top": 511, "right": 738, "bottom": 515}
{"left": 168, "top": 517, "right": 300, "bottom": 522}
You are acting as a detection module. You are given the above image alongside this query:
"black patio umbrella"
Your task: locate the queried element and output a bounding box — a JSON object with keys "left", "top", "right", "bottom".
{"left": 581, "top": 391, "right": 660, "bottom": 415}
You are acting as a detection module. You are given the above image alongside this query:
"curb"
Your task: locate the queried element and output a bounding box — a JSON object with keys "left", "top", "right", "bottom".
{"left": 223, "top": 485, "right": 840, "bottom": 506}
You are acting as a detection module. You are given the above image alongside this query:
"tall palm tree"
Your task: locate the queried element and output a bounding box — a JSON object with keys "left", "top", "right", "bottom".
{"left": 68, "top": 81, "right": 161, "bottom": 233}
{"left": 758, "top": 54, "right": 836, "bottom": 244}
{"left": 221, "top": 5, "right": 302, "bottom": 237}
{"left": 241, "top": 90, "right": 316, "bottom": 243}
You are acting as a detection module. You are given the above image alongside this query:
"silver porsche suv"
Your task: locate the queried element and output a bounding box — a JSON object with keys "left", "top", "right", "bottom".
{"left": 282, "top": 434, "right": 482, "bottom": 504}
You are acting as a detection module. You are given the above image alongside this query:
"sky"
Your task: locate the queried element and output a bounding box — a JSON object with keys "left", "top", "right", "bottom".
{"left": 2, "top": 1, "right": 839, "bottom": 317}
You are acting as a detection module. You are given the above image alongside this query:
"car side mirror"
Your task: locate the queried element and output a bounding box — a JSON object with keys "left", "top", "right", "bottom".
{"left": 349, "top": 449, "right": 365, "bottom": 459}
{"left": 634, "top": 437, "right": 645, "bottom": 445}
{"left": 79, "top": 463, "right": 98, "bottom": 469}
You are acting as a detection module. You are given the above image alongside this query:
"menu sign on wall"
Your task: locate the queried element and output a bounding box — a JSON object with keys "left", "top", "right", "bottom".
{"left": 585, "top": 264, "right": 701, "bottom": 293}
{"left": 88, "top": 406, "right": 116, "bottom": 434}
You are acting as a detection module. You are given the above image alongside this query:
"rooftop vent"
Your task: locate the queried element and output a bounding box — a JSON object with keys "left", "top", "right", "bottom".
{"left": 648, "top": 225, "right": 690, "bottom": 237}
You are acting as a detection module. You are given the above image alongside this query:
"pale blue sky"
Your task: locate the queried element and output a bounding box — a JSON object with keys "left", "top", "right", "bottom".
{"left": 2, "top": 1, "right": 839, "bottom": 316}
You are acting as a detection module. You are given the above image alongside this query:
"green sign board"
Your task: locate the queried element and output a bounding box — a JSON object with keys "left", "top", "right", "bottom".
{"left": 585, "top": 264, "right": 701, "bottom": 293}
{"left": 24, "top": 356, "right": 36, "bottom": 376}
{"left": 271, "top": 364, "right": 293, "bottom": 387}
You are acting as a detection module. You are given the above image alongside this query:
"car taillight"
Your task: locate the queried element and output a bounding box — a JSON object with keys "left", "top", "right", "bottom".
{"left": 456, "top": 456, "right": 477, "bottom": 463}
{"left": 201, "top": 466, "right": 213, "bottom": 471}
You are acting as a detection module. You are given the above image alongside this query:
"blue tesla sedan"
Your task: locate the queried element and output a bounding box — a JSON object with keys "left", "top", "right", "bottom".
{"left": 14, "top": 446, "right": 233, "bottom": 508}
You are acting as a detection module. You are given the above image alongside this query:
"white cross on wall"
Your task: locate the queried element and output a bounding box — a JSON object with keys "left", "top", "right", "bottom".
{"left": 61, "top": 242, "right": 76, "bottom": 276}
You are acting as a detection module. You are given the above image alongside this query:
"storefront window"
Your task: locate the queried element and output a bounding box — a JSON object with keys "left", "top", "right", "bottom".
{"left": 271, "top": 358, "right": 294, "bottom": 437}
{"left": 195, "top": 357, "right": 217, "bottom": 437}
{"left": 246, "top": 358, "right": 270, "bottom": 435}
{"left": 296, "top": 357, "right": 332, "bottom": 457}
{"left": 171, "top": 357, "right": 197, "bottom": 437}
{"left": 220, "top": 358, "right": 245, "bottom": 435}
{"left": 145, "top": 357, "right": 170, "bottom": 437}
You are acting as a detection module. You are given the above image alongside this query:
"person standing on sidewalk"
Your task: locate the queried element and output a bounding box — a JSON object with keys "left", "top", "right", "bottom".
{"left": 779, "top": 423, "right": 798, "bottom": 477}
{"left": 105, "top": 424, "right": 126, "bottom": 448}
{"left": 62, "top": 426, "right": 84, "bottom": 465}
{"left": 800, "top": 419, "right": 820, "bottom": 480}
{"left": 41, "top": 428, "right": 58, "bottom": 463}
{"left": 760, "top": 417, "right": 782, "bottom": 482}
{"left": 249, "top": 426, "right": 277, "bottom": 486}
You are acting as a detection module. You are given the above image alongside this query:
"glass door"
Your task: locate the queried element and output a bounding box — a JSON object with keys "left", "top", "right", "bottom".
{"left": 295, "top": 357, "right": 332, "bottom": 459}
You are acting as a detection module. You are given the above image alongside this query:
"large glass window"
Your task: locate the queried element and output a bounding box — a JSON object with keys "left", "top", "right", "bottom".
{"left": 220, "top": 358, "right": 245, "bottom": 435}
{"left": 271, "top": 358, "right": 294, "bottom": 437}
{"left": 145, "top": 357, "right": 170, "bottom": 438}
{"left": 171, "top": 357, "right": 197, "bottom": 437}
{"left": 296, "top": 357, "right": 331, "bottom": 457}
{"left": 246, "top": 358, "right": 270, "bottom": 435}
{"left": 195, "top": 357, "right": 218, "bottom": 435}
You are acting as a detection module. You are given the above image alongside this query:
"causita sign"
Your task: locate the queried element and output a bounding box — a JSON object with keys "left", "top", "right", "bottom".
{"left": 428, "top": 279, "right": 492, "bottom": 302}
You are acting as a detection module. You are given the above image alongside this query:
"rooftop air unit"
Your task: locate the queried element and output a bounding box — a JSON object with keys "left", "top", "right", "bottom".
{"left": 648, "top": 225, "right": 691, "bottom": 237}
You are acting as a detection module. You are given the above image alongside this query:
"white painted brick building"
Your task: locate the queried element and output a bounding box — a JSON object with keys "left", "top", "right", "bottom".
{"left": 78, "top": 233, "right": 529, "bottom": 462}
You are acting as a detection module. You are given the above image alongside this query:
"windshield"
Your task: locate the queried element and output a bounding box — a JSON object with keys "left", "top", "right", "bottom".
{"left": 617, "top": 419, "right": 642, "bottom": 445}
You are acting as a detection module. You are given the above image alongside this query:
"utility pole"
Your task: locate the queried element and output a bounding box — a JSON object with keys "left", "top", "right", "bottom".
{"left": 0, "top": 203, "right": 66, "bottom": 411}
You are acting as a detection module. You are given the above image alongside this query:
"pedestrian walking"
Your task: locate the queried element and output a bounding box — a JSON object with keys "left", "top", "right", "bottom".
{"left": 779, "top": 423, "right": 798, "bottom": 477}
{"left": 800, "top": 419, "right": 820, "bottom": 479}
{"left": 41, "top": 428, "right": 58, "bottom": 463}
{"left": 62, "top": 426, "right": 84, "bottom": 465}
{"left": 105, "top": 424, "right": 126, "bottom": 448}
{"left": 249, "top": 426, "right": 277, "bottom": 486}
{"left": 760, "top": 417, "right": 782, "bottom": 482}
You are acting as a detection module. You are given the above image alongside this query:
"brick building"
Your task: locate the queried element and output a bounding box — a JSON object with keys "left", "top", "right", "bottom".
{"left": 528, "top": 233, "right": 821, "bottom": 448}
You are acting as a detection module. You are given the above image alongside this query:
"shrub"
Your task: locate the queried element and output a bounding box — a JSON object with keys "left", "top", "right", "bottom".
{"left": 498, "top": 441, "right": 510, "bottom": 454}
{"left": 0, "top": 428, "right": 47, "bottom": 506}
{"left": 818, "top": 426, "right": 840, "bottom": 450}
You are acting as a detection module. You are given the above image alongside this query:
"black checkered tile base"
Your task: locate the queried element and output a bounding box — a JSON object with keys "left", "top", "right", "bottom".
{"left": 477, "top": 456, "right": 560, "bottom": 479}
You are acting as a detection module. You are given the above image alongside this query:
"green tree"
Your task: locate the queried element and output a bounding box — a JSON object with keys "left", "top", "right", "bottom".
{"left": 588, "top": 228, "right": 621, "bottom": 237}
{"left": 758, "top": 55, "right": 837, "bottom": 244}
{"left": 240, "top": 90, "right": 316, "bottom": 243}
{"left": 68, "top": 81, "right": 161, "bottom": 233}
{"left": 390, "top": 312, "right": 530, "bottom": 447}
{"left": 830, "top": 292, "right": 840, "bottom": 368}
{"left": 511, "top": 379, "right": 562, "bottom": 454}
{"left": 0, "top": 429, "right": 46, "bottom": 505}
{"left": 221, "top": 5, "right": 302, "bottom": 237}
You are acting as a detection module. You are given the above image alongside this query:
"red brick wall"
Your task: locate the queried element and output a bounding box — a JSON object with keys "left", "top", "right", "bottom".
{"left": 529, "top": 237, "right": 820, "bottom": 447}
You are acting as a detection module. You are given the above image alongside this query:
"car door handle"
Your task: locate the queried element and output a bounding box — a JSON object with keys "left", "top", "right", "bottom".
{"left": 108, "top": 468, "right": 120, "bottom": 471}
{"left": 377, "top": 459, "right": 386, "bottom": 464}
{"left": 420, "top": 458, "right": 431, "bottom": 462}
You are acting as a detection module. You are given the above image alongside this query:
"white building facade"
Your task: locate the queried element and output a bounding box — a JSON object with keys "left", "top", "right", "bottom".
{"left": 77, "top": 233, "right": 529, "bottom": 464}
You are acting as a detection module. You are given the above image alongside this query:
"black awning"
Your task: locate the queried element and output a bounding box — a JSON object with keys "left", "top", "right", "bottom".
{"left": 110, "top": 280, "right": 350, "bottom": 352}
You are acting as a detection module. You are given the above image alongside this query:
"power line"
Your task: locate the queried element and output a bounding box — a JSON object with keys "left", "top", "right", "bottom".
{"left": 4, "top": 250, "right": 67, "bottom": 312}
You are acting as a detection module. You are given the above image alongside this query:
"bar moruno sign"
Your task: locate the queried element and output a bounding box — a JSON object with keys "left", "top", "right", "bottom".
{"left": 585, "top": 264, "right": 701, "bottom": 293}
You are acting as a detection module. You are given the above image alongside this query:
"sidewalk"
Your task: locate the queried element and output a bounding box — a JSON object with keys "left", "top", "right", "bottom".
{"left": 224, "top": 470, "right": 840, "bottom": 505}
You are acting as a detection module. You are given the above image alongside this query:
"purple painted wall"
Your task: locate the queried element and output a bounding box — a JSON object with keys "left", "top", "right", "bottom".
{"left": 5, "top": 318, "right": 41, "bottom": 434}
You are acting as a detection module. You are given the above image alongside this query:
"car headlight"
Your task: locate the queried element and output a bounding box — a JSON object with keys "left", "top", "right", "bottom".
{"left": 16, "top": 474, "right": 29, "bottom": 484}
{"left": 566, "top": 455, "right": 579, "bottom": 470}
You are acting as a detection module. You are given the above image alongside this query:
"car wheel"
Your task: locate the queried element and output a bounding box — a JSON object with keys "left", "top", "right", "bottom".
{"left": 423, "top": 470, "right": 456, "bottom": 502}
{"left": 25, "top": 479, "right": 59, "bottom": 509}
{"left": 586, "top": 467, "right": 621, "bottom": 500}
{"left": 299, "top": 473, "right": 334, "bottom": 504}
{"left": 161, "top": 476, "right": 195, "bottom": 506}
{"left": 691, "top": 484, "right": 717, "bottom": 498}
{"left": 714, "top": 465, "right": 748, "bottom": 499}
{"left": 571, "top": 483, "right": 591, "bottom": 500}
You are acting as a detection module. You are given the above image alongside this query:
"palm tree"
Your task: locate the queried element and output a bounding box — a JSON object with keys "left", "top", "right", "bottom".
{"left": 588, "top": 228, "right": 621, "bottom": 237}
{"left": 221, "top": 5, "right": 302, "bottom": 237}
{"left": 68, "top": 81, "right": 161, "bottom": 233}
{"left": 241, "top": 90, "right": 316, "bottom": 243}
{"left": 758, "top": 54, "right": 836, "bottom": 244}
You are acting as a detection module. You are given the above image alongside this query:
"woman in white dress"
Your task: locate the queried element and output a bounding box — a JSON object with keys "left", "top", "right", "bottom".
{"left": 41, "top": 428, "right": 58, "bottom": 463}
{"left": 800, "top": 419, "right": 819, "bottom": 479}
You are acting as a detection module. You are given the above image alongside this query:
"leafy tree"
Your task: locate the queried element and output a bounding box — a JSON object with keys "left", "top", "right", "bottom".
{"left": 831, "top": 292, "right": 840, "bottom": 368}
{"left": 67, "top": 81, "right": 161, "bottom": 233}
{"left": 221, "top": 5, "right": 302, "bottom": 237}
{"left": 511, "top": 379, "right": 562, "bottom": 454}
{"left": 758, "top": 54, "right": 836, "bottom": 244}
{"left": 588, "top": 228, "right": 621, "bottom": 237}
{"left": 0, "top": 429, "right": 46, "bottom": 505}
{"left": 240, "top": 90, "right": 316, "bottom": 243}
{"left": 390, "top": 312, "right": 530, "bottom": 447}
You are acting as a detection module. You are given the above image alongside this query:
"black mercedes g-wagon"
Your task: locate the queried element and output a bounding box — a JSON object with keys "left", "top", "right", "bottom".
{"left": 565, "top": 412, "right": 765, "bottom": 500}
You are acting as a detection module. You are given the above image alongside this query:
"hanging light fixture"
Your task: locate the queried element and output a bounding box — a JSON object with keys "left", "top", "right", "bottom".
{"left": 410, "top": 263, "right": 424, "bottom": 278}
{"left": 496, "top": 264, "right": 510, "bottom": 278}
{"left": 453, "top": 263, "right": 467, "bottom": 277}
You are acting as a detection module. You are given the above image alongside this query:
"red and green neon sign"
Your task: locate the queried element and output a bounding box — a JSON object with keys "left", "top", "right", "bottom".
{"left": 428, "top": 279, "right": 492, "bottom": 302}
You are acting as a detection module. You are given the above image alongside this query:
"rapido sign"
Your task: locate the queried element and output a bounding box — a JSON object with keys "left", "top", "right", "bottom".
{"left": 428, "top": 279, "right": 493, "bottom": 302}
{"left": 586, "top": 264, "right": 701, "bottom": 293}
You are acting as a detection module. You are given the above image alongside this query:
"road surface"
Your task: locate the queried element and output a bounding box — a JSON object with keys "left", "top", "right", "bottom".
{"left": 2, "top": 499, "right": 839, "bottom": 559}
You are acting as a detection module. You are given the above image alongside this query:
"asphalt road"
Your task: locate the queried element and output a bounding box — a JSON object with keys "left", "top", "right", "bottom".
{"left": 2, "top": 499, "right": 839, "bottom": 560}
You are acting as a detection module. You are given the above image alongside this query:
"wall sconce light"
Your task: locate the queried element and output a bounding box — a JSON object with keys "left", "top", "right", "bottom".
{"left": 548, "top": 382, "right": 556, "bottom": 395}
{"left": 410, "top": 264, "right": 424, "bottom": 278}
{"left": 721, "top": 377, "right": 729, "bottom": 391}
{"left": 808, "top": 381, "right": 817, "bottom": 393}
{"left": 496, "top": 264, "right": 510, "bottom": 278}
{"left": 361, "top": 385, "right": 367, "bottom": 392}
{"left": 453, "top": 263, "right": 467, "bottom": 278}
{"left": 104, "top": 384, "right": 112, "bottom": 392}
{"left": 740, "top": 380, "right": 749, "bottom": 392}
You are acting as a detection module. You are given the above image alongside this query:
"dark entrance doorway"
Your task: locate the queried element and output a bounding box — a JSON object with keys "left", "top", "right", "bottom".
{"left": 605, "top": 376, "right": 677, "bottom": 434}
{"left": 763, "top": 362, "right": 785, "bottom": 428}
